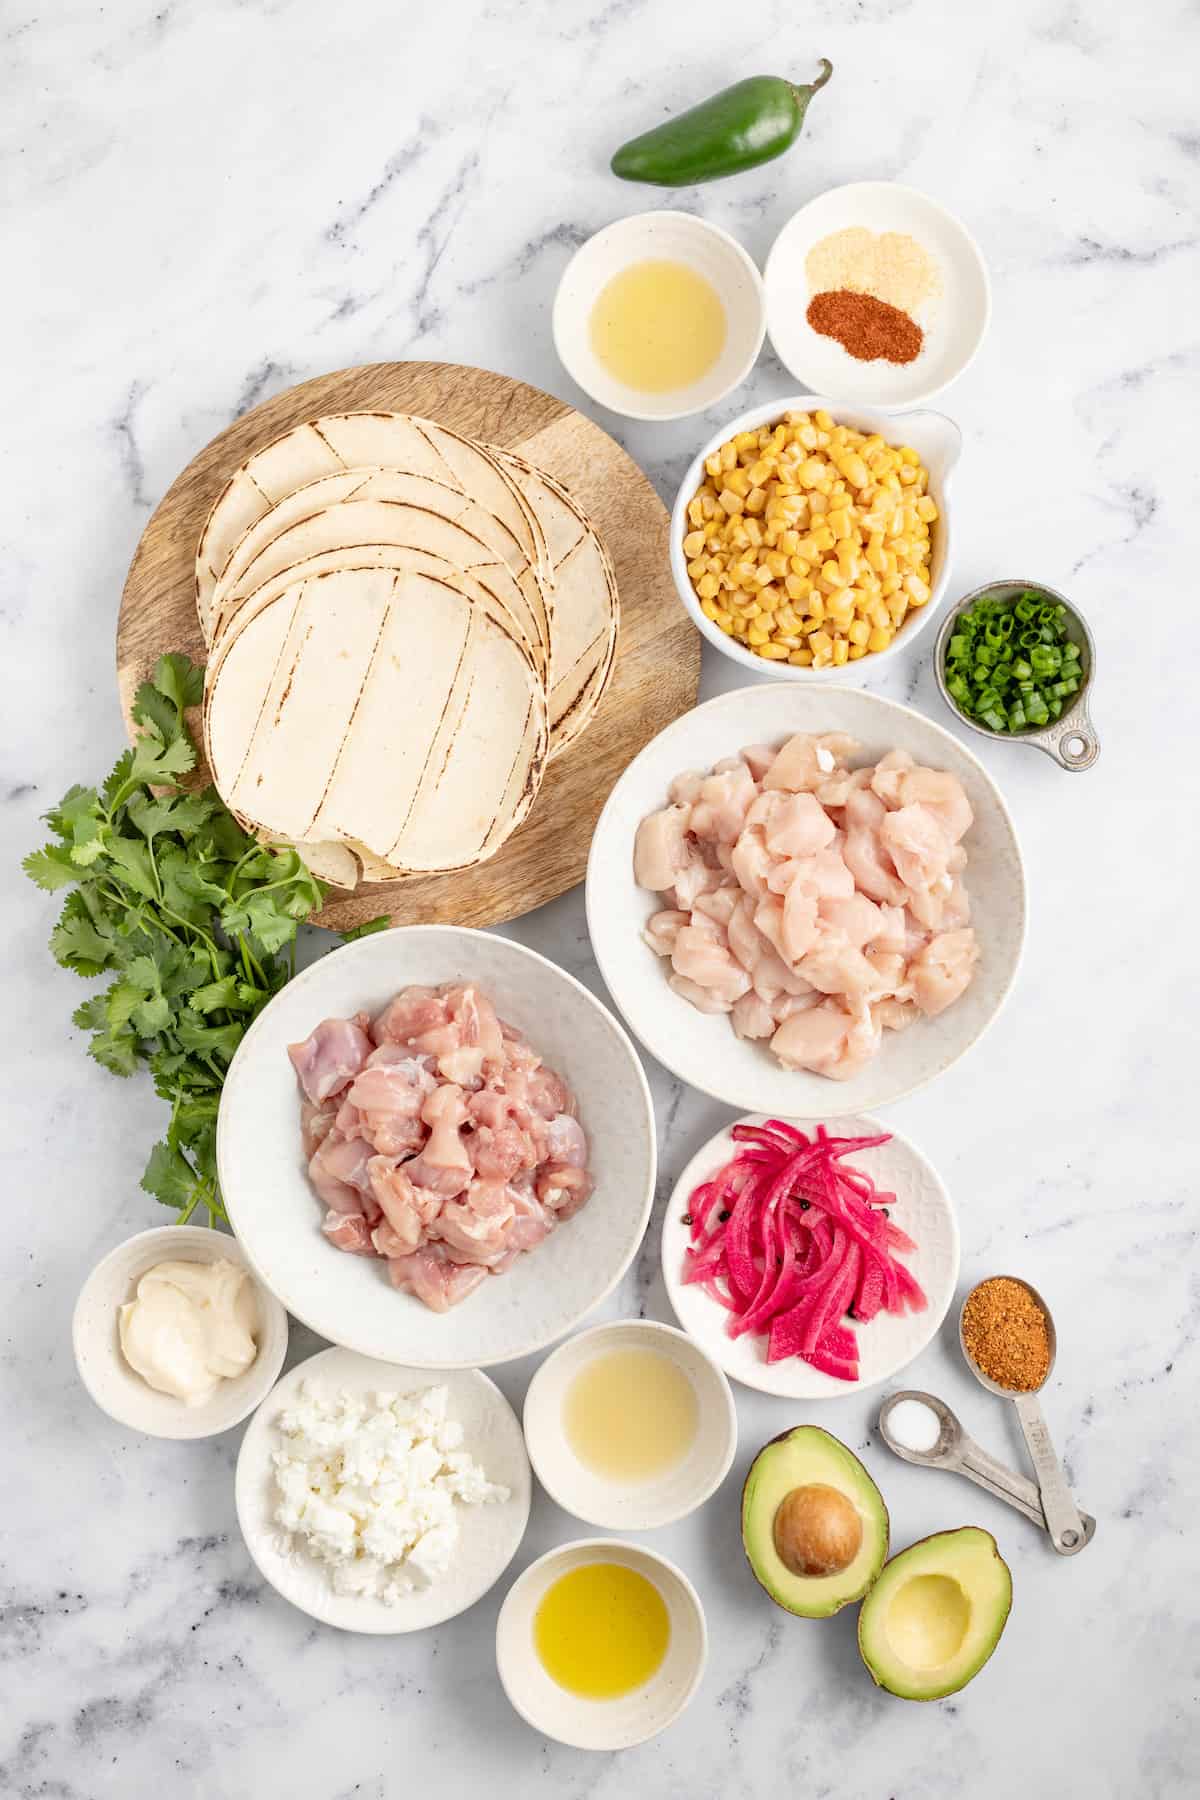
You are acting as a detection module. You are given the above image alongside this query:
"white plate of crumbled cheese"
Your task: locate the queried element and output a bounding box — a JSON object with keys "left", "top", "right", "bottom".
{"left": 764, "top": 181, "right": 991, "bottom": 408}
{"left": 235, "top": 1347, "right": 531, "bottom": 1632}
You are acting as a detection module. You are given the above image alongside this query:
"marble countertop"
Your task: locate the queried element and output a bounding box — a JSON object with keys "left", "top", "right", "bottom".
{"left": 4, "top": 1, "right": 1196, "bottom": 1794}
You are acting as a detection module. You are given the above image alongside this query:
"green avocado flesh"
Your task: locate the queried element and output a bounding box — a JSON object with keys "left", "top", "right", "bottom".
{"left": 741, "top": 1426, "right": 889, "bottom": 1618}
{"left": 857, "top": 1527, "right": 1013, "bottom": 1700}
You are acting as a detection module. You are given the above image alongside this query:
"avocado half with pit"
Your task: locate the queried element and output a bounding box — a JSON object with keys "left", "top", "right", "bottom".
{"left": 857, "top": 1527, "right": 1012, "bottom": 1701}
{"left": 741, "top": 1426, "right": 889, "bottom": 1618}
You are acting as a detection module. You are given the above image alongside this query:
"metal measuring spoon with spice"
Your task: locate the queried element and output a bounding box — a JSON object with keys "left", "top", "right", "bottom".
{"left": 959, "top": 1276, "right": 1090, "bottom": 1557}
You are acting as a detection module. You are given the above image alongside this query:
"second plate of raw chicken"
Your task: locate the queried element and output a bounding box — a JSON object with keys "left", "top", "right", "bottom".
{"left": 587, "top": 685, "right": 1026, "bottom": 1116}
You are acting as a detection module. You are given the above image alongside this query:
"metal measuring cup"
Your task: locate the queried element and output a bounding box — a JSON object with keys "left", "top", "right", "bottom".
{"left": 933, "top": 579, "right": 1100, "bottom": 771}
{"left": 959, "top": 1276, "right": 1088, "bottom": 1556}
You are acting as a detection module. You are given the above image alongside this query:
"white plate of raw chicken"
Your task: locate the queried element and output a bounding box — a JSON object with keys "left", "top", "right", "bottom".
{"left": 217, "top": 927, "right": 656, "bottom": 1367}
{"left": 586, "top": 684, "right": 1025, "bottom": 1116}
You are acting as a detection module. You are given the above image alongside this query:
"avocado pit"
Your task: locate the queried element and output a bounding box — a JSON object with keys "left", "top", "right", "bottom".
{"left": 773, "top": 1482, "right": 863, "bottom": 1579}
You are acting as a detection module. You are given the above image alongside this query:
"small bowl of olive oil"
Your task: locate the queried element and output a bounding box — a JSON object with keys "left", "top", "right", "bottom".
{"left": 552, "top": 211, "right": 766, "bottom": 421}
{"left": 495, "top": 1538, "right": 707, "bottom": 1749}
{"left": 522, "top": 1319, "right": 737, "bottom": 1530}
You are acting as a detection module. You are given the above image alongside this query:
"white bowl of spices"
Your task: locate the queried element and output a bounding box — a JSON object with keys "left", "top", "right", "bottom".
{"left": 764, "top": 182, "right": 991, "bottom": 409}
{"left": 553, "top": 210, "right": 766, "bottom": 422}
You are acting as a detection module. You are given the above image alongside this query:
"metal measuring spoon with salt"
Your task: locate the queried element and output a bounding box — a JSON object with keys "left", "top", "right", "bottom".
{"left": 877, "top": 1389, "right": 1096, "bottom": 1549}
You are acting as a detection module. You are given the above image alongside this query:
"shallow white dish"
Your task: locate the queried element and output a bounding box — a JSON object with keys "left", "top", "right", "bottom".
{"left": 552, "top": 210, "right": 766, "bottom": 421}
{"left": 764, "top": 182, "right": 990, "bottom": 408}
{"left": 670, "top": 394, "right": 961, "bottom": 682}
{"left": 521, "top": 1320, "right": 736, "bottom": 1530}
{"left": 662, "top": 1113, "right": 959, "bottom": 1399}
{"left": 217, "top": 927, "right": 655, "bottom": 1368}
{"left": 586, "top": 683, "right": 1026, "bottom": 1117}
{"left": 72, "top": 1225, "right": 289, "bottom": 1439}
{"left": 495, "top": 1538, "right": 706, "bottom": 1749}
{"left": 235, "top": 1347, "right": 531, "bottom": 1633}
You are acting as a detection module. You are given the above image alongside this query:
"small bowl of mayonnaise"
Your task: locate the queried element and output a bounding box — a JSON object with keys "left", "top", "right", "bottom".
{"left": 73, "top": 1226, "right": 289, "bottom": 1439}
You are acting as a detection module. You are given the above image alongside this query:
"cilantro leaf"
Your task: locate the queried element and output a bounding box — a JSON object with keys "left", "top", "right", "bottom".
{"left": 23, "top": 844, "right": 80, "bottom": 891}
{"left": 153, "top": 653, "right": 204, "bottom": 714}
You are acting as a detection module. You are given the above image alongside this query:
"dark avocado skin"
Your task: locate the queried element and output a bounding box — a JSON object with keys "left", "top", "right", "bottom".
{"left": 857, "top": 1528, "right": 1013, "bottom": 1701}
{"left": 740, "top": 1425, "right": 890, "bottom": 1619}
{"left": 611, "top": 65, "right": 832, "bottom": 187}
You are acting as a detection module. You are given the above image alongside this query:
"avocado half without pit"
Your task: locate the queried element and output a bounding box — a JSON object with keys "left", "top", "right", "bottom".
{"left": 742, "top": 1426, "right": 889, "bottom": 1618}
{"left": 857, "top": 1527, "right": 1013, "bottom": 1701}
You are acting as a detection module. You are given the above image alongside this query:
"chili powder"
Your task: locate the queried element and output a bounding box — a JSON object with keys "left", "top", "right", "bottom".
{"left": 961, "top": 1277, "right": 1052, "bottom": 1393}
{"left": 806, "top": 288, "right": 923, "bottom": 365}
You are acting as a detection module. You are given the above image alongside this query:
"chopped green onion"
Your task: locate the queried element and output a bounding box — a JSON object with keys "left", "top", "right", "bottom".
{"left": 943, "top": 588, "right": 1084, "bottom": 735}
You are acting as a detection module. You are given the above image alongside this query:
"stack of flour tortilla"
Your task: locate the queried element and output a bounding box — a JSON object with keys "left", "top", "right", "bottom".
{"left": 196, "top": 412, "right": 619, "bottom": 886}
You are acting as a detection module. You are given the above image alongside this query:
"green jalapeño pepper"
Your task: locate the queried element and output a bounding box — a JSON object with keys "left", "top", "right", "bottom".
{"left": 611, "top": 62, "right": 832, "bottom": 187}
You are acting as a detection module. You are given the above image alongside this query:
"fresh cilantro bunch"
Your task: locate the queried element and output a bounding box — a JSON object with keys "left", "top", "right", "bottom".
{"left": 23, "top": 654, "right": 382, "bottom": 1225}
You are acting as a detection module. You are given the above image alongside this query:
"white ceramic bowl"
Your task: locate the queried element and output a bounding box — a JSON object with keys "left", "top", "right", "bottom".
{"left": 586, "top": 683, "right": 1026, "bottom": 1117}
{"left": 764, "top": 182, "right": 991, "bottom": 408}
{"left": 522, "top": 1320, "right": 736, "bottom": 1530}
{"left": 552, "top": 210, "right": 766, "bottom": 421}
{"left": 72, "top": 1225, "right": 289, "bottom": 1439}
{"left": 216, "top": 927, "right": 656, "bottom": 1368}
{"left": 235, "top": 1347, "right": 531, "bottom": 1632}
{"left": 495, "top": 1538, "right": 707, "bottom": 1749}
{"left": 670, "top": 394, "right": 961, "bottom": 682}
{"left": 662, "top": 1114, "right": 959, "bottom": 1399}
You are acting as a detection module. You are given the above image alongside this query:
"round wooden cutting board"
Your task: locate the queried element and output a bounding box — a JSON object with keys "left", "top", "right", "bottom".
{"left": 116, "top": 361, "right": 700, "bottom": 931}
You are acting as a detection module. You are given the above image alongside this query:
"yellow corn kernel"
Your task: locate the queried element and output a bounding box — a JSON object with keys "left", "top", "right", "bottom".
{"left": 848, "top": 618, "right": 871, "bottom": 647}
{"left": 915, "top": 496, "right": 939, "bottom": 522}
{"left": 810, "top": 526, "right": 834, "bottom": 554}
{"left": 832, "top": 638, "right": 850, "bottom": 666}
{"left": 813, "top": 410, "right": 834, "bottom": 432}
{"left": 747, "top": 622, "right": 771, "bottom": 646}
{"left": 848, "top": 643, "right": 867, "bottom": 660}
{"left": 888, "top": 593, "right": 909, "bottom": 627}
{"left": 809, "top": 629, "right": 834, "bottom": 657}
{"left": 868, "top": 597, "right": 891, "bottom": 631}
{"left": 755, "top": 641, "right": 790, "bottom": 661}
{"left": 682, "top": 529, "right": 706, "bottom": 558}
{"left": 776, "top": 604, "right": 801, "bottom": 634}
{"left": 827, "top": 508, "right": 851, "bottom": 540}
{"left": 868, "top": 625, "right": 893, "bottom": 653}
{"left": 718, "top": 488, "right": 744, "bottom": 516}
{"left": 905, "top": 573, "right": 931, "bottom": 604}
{"left": 841, "top": 454, "right": 870, "bottom": 489}
{"left": 696, "top": 573, "right": 719, "bottom": 600}
{"left": 784, "top": 573, "right": 809, "bottom": 603}
{"left": 744, "top": 519, "right": 763, "bottom": 546}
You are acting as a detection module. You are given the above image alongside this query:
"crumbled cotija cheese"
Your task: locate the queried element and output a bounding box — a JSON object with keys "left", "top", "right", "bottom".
{"left": 272, "top": 1382, "right": 509, "bottom": 1603}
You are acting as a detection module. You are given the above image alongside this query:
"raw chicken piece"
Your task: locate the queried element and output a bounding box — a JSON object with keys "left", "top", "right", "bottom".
{"left": 908, "top": 930, "right": 980, "bottom": 1016}
{"left": 633, "top": 804, "right": 692, "bottom": 891}
{"left": 386, "top": 1246, "right": 489, "bottom": 1312}
{"left": 739, "top": 743, "right": 777, "bottom": 781}
{"left": 730, "top": 827, "right": 773, "bottom": 896}
{"left": 668, "top": 770, "right": 705, "bottom": 805}
{"left": 368, "top": 1159, "right": 436, "bottom": 1250}
{"left": 692, "top": 885, "right": 740, "bottom": 927}
{"left": 870, "top": 749, "right": 915, "bottom": 807}
{"left": 880, "top": 804, "right": 952, "bottom": 895}
{"left": 672, "top": 853, "right": 724, "bottom": 909}
{"left": 763, "top": 733, "right": 860, "bottom": 793}
{"left": 288, "top": 1016, "right": 372, "bottom": 1103}
{"left": 842, "top": 786, "right": 908, "bottom": 906}
{"left": 372, "top": 986, "right": 448, "bottom": 1046}
{"left": 781, "top": 880, "right": 819, "bottom": 963}
{"left": 671, "top": 926, "right": 752, "bottom": 1005}
{"left": 544, "top": 1113, "right": 588, "bottom": 1167}
{"left": 690, "top": 764, "right": 759, "bottom": 842}
{"left": 818, "top": 893, "right": 886, "bottom": 948}
{"left": 899, "top": 767, "right": 974, "bottom": 842}
{"left": 731, "top": 991, "right": 776, "bottom": 1040}
{"left": 815, "top": 765, "right": 873, "bottom": 809}
{"left": 308, "top": 1133, "right": 375, "bottom": 1209}
{"left": 300, "top": 1098, "right": 338, "bottom": 1159}
{"left": 796, "top": 928, "right": 882, "bottom": 1004}
{"left": 669, "top": 973, "right": 733, "bottom": 1013}
{"left": 536, "top": 1162, "right": 593, "bottom": 1219}
{"left": 323, "top": 1211, "right": 375, "bottom": 1255}
{"left": 872, "top": 997, "right": 920, "bottom": 1031}
{"left": 763, "top": 792, "right": 837, "bottom": 858}
{"left": 770, "top": 1003, "right": 852, "bottom": 1073}
{"left": 344, "top": 1058, "right": 436, "bottom": 1156}
{"left": 643, "top": 910, "right": 689, "bottom": 956}
{"left": 768, "top": 846, "right": 856, "bottom": 901}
